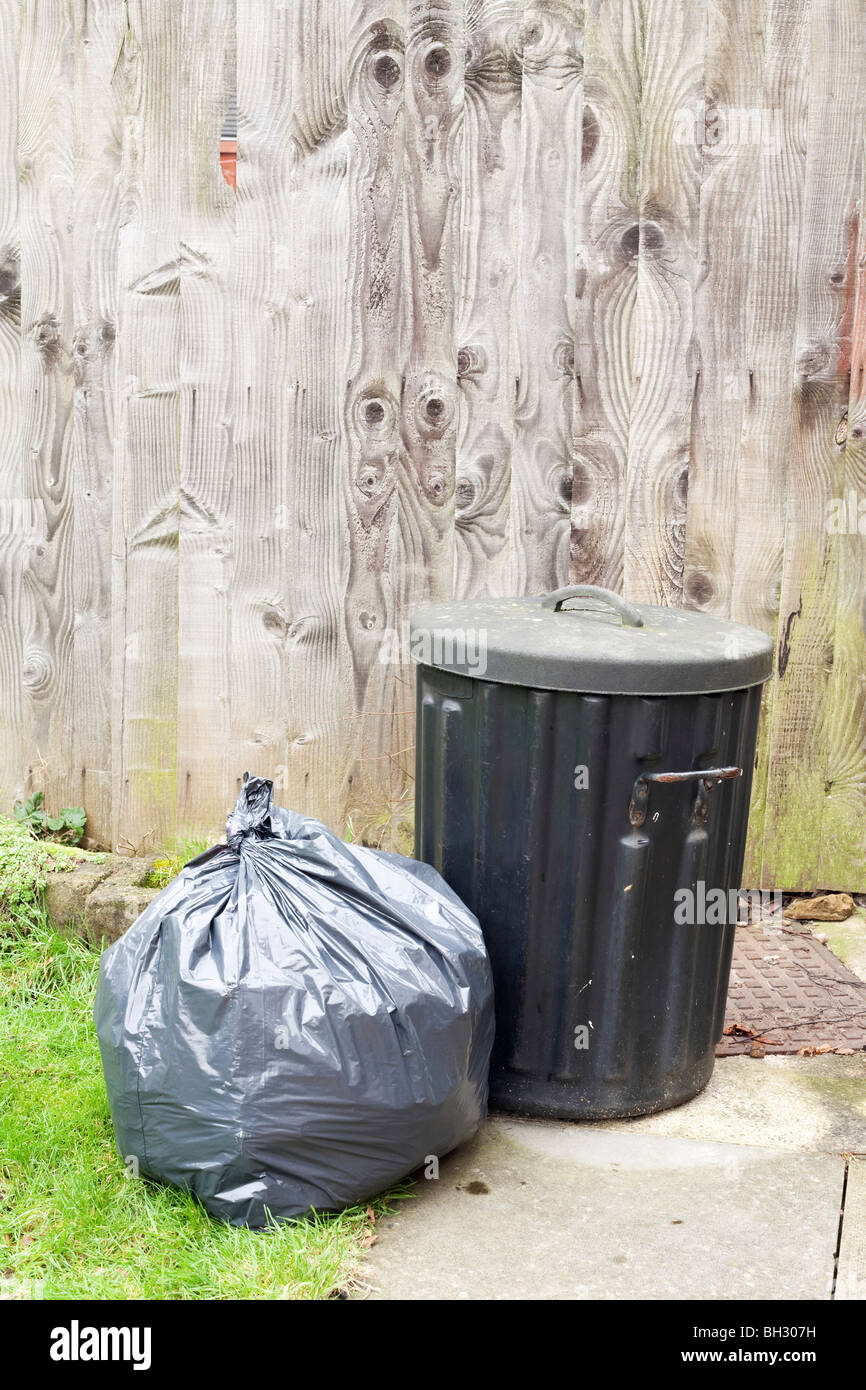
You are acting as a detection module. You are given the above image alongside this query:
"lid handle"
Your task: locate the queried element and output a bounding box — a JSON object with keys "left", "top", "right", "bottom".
{"left": 541, "top": 585, "right": 644, "bottom": 628}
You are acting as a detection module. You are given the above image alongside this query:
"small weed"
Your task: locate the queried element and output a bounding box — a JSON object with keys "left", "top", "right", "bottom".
{"left": 13, "top": 792, "right": 87, "bottom": 846}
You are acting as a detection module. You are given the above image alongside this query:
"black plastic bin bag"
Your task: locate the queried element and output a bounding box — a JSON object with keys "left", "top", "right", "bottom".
{"left": 94, "top": 775, "right": 494, "bottom": 1227}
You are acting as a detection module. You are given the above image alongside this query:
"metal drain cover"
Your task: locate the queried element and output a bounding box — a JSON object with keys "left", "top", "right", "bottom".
{"left": 718, "top": 920, "right": 866, "bottom": 1055}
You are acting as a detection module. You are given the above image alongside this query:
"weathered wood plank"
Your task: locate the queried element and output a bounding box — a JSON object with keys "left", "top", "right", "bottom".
{"left": 570, "top": 0, "right": 640, "bottom": 587}
{"left": 70, "top": 0, "right": 126, "bottom": 842}
{"left": 113, "top": 0, "right": 181, "bottom": 848}
{"left": 510, "top": 1, "right": 583, "bottom": 595}
{"left": 454, "top": 0, "right": 523, "bottom": 598}
{"left": 17, "top": 0, "right": 76, "bottom": 815}
{"left": 399, "top": 0, "right": 462, "bottom": 606}
{"left": 230, "top": 0, "right": 293, "bottom": 807}
{"left": 282, "top": 0, "right": 350, "bottom": 827}
{"left": 733, "top": 0, "right": 810, "bottom": 887}
{"left": 0, "top": 0, "right": 23, "bottom": 809}
{"left": 761, "top": 0, "right": 866, "bottom": 888}
{"left": 818, "top": 120, "right": 866, "bottom": 886}
{"left": 176, "top": 0, "right": 234, "bottom": 836}
{"left": 681, "top": 0, "right": 765, "bottom": 624}
{"left": 622, "top": 0, "right": 704, "bottom": 606}
{"left": 342, "top": 2, "right": 406, "bottom": 834}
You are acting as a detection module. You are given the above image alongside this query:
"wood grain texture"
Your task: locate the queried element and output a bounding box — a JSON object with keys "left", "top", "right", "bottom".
{"left": 17, "top": 0, "right": 76, "bottom": 815}
{"left": 2, "top": 0, "right": 866, "bottom": 888}
{"left": 0, "top": 0, "right": 23, "bottom": 806}
{"left": 230, "top": 0, "right": 293, "bottom": 812}
{"left": 342, "top": 1, "right": 406, "bottom": 829}
{"left": 682, "top": 0, "right": 765, "bottom": 624}
{"left": 454, "top": 0, "right": 523, "bottom": 598}
{"left": 176, "top": 0, "right": 234, "bottom": 835}
{"left": 622, "top": 0, "right": 704, "bottom": 606}
{"left": 282, "top": 0, "right": 350, "bottom": 829}
{"left": 570, "top": 0, "right": 640, "bottom": 588}
{"left": 71, "top": 0, "right": 126, "bottom": 838}
{"left": 761, "top": 0, "right": 866, "bottom": 888}
{"left": 734, "top": 0, "right": 810, "bottom": 886}
{"left": 818, "top": 118, "right": 866, "bottom": 886}
{"left": 510, "top": 1, "right": 583, "bottom": 595}
{"left": 113, "top": 0, "right": 181, "bottom": 848}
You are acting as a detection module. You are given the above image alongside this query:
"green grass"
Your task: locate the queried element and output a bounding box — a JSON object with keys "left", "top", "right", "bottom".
{"left": 0, "top": 907, "right": 403, "bottom": 1300}
{"left": 146, "top": 837, "right": 212, "bottom": 890}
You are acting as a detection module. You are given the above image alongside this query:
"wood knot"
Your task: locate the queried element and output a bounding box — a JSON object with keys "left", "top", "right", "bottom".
{"left": 456, "top": 476, "right": 476, "bottom": 510}
{"left": 582, "top": 107, "right": 600, "bottom": 164}
{"left": 424, "top": 45, "right": 451, "bottom": 79}
{"left": 550, "top": 338, "right": 575, "bottom": 378}
{"left": 0, "top": 249, "right": 20, "bottom": 306}
{"left": 556, "top": 469, "right": 573, "bottom": 506}
{"left": 457, "top": 344, "right": 487, "bottom": 380}
{"left": 354, "top": 387, "right": 397, "bottom": 439}
{"left": 415, "top": 383, "right": 454, "bottom": 436}
{"left": 685, "top": 571, "right": 715, "bottom": 608}
{"left": 22, "top": 648, "right": 52, "bottom": 695}
{"left": 373, "top": 53, "right": 401, "bottom": 88}
{"left": 622, "top": 222, "right": 665, "bottom": 259}
{"left": 29, "top": 314, "right": 63, "bottom": 369}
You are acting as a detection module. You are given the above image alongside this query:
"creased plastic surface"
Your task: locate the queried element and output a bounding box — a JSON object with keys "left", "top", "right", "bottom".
{"left": 94, "top": 776, "right": 494, "bottom": 1227}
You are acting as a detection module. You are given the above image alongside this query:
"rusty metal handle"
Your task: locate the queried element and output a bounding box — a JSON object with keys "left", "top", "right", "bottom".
{"left": 629, "top": 765, "right": 742, "bottom": 827}
{"left": 541, "top": 585, "right": 644, "bottom": 628}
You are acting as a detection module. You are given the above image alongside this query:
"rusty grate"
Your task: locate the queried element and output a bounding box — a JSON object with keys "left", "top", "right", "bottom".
{"left": 718, "top": 919, "right": 866, "bottom": 1056}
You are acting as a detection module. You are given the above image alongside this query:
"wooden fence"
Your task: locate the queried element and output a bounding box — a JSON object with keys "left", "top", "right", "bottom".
{"left": 0, "top": 0, "right": 864, "bottom": 888}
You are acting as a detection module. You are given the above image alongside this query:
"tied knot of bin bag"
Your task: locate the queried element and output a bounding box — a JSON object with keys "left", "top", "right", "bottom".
{"left": 225, "top": 771, "right": 273, "bottom": 851}
{"left": 94, "top": 775, "right": 495, "bottom": 1227}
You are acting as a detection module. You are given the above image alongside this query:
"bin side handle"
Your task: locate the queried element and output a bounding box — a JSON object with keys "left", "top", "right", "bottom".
{"left": 541, "top": 584, "right": 644, "bottom": 628}
{"left": 629, "top": 766, "right": 742, "bottom": 827}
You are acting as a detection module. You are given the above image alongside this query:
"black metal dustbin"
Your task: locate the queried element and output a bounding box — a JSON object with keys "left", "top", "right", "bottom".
{"left": 410, "top": 585, "right": 774, "bottom": 1120}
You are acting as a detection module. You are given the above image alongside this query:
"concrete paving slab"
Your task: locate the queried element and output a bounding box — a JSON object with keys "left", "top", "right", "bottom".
{"left": 836, "top": 1158, "right": 866, "bottom": 1301}
{"left": 596, "top": 1055, "right": 866, "bottom": 1155}
{"left": 823, "top": 908, "right": 866, "bottom": 984}
{"left": 361, "top": 1117, "right": 843, "bottom": 1300}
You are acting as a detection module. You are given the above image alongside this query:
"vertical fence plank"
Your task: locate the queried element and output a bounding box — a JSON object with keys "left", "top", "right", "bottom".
{"left": 282, "top": 0, "right": 350, "bottom": 828}
{"left": 570, "top": 0, "right": 640, "bottom": 588}
{"left": 818, "top": 120, "right": 866, "bottom": 885}
{"left": 176, "top": 0, "right": 235, "bottom": 836}
{"left": 623, "top": 0, "right": 704, "bottom": 606}
{"left": 71, "top": 0, "right": 127, "bottom": 842}
{"left": 231, "top": 0, "right": 293, "bottom": 804}
{"left": 510, "top": 1, "right": 583, "bottom": 595}
{"left": 399, "top": 1, "right": 462, "bottom": 607}
{"left": 342, "top": 2, "right": 406, "bottom": 834}
{"left": 454, "top": 0, "right": 523, "bottom": 598}
{"left": 113, "top": 0, "right": 181, "bottom": 848}
{"left": 761, "top": 0, "right": 866, "bottom": 887}
{"left": 18, "top": 0, "right": 76, "bottom": 815}
{"left": 735, "top": 0, "right": 810, "bottom": 886}
{"left": 681, "top": 0, "right": 765, "bottom": 624}
{"left": 387, "top": 0, "right": 464, "bottom": 834}
{"left": 0, "top": 0, "right": 23, "bottom": 809}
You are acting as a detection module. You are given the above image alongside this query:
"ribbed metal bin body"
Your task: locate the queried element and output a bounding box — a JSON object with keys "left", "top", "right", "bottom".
{"left": 414, "top": 666, "right": 762, "bottom": 1120}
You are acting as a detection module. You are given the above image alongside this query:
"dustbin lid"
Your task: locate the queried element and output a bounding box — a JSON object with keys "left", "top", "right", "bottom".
{"left": 409, "top": 585, "right": 774, "bottom": 696}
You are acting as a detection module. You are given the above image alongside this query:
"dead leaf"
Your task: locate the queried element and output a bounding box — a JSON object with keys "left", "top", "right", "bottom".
{"left": 361, "top": 1233, "right": 379, "bottom": 1249}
